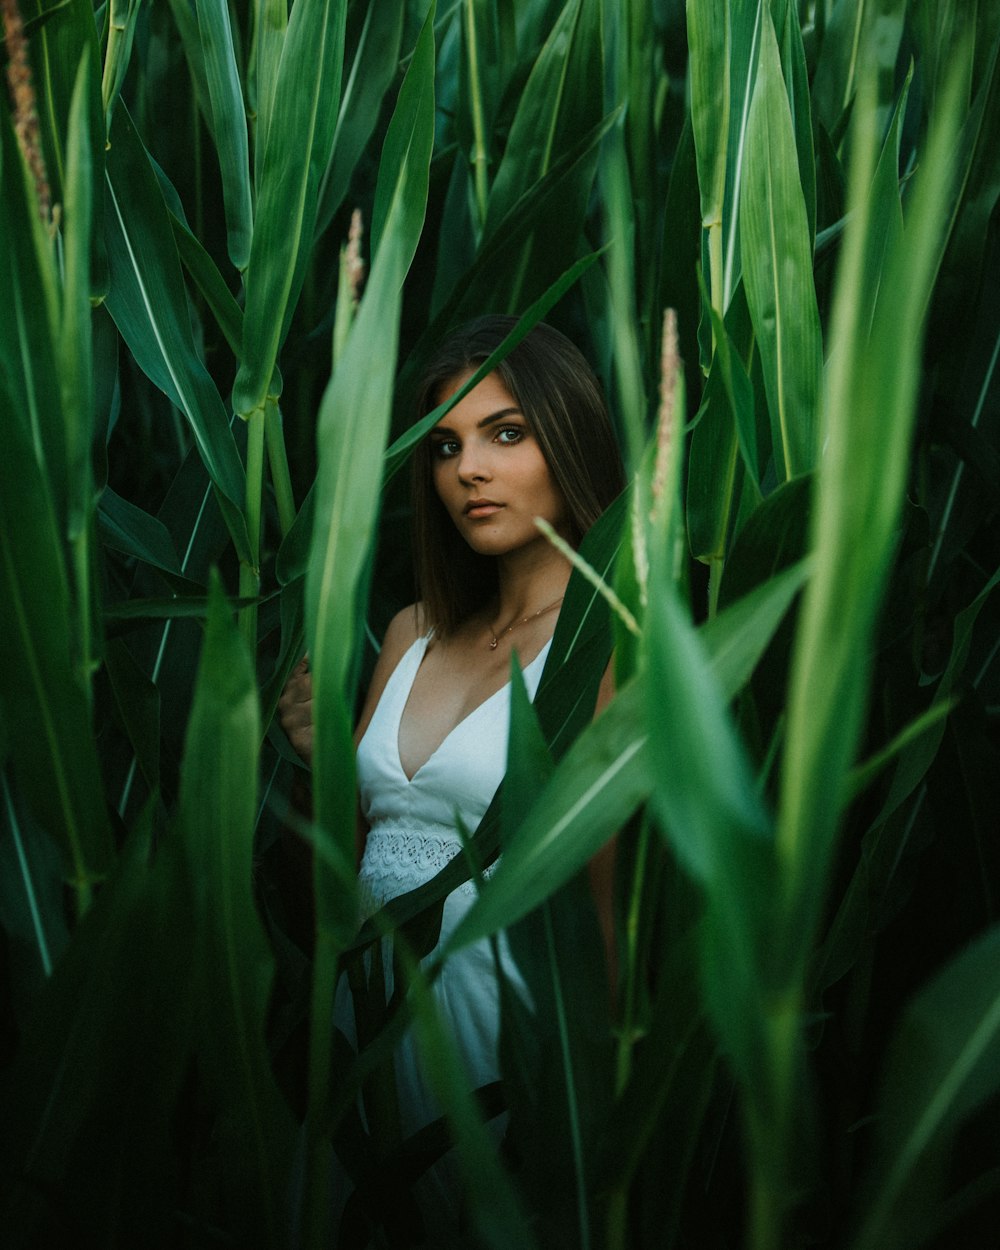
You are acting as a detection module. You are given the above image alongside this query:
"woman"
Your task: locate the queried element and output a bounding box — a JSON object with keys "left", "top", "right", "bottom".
{"left": 279, "top": 315, "right": 624, "bottom": 1233}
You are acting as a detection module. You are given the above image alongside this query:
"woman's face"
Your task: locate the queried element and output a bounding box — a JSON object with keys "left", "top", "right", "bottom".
{"left": 430, "top": 369, "right": 570, "bottom": 558}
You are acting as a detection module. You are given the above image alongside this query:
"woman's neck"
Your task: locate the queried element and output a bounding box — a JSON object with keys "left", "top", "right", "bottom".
{"left": 492, "top": 539, "right": 572, "bottom": 628}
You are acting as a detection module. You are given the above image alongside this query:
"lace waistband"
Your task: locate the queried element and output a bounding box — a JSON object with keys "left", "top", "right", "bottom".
{"left": 359, "top": 822, "right": 496, "bottom": 907}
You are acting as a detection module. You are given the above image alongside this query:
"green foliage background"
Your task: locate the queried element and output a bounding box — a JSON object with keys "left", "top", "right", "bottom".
{"left": 1, "top": 1, "right": 998, "bottom": 1247}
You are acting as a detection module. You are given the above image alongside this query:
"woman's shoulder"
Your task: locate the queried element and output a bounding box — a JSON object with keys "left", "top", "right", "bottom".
{"left": 354, "top": 604, "right": 427, "bottom": 744}
{"left": 381, "top": 602, "right": 429, "bottom": 660}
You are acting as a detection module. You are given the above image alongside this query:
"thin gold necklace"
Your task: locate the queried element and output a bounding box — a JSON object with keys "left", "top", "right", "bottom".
{"left": 488, "top": 596, "right": 563, "bottom": 650}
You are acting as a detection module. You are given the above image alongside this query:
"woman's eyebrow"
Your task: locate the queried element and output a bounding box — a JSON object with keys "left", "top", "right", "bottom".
{"left": 477, "top": 407, "right": 523, "bottom": 428}
{"left": 431, "top": 406, "right": 523, "bottom": 437}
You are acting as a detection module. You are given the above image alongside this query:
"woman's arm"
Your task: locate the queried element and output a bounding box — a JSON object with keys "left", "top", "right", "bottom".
{"left": 277, "top": 604, "right": 427, "bottom": 766}
{"left": 352, "top": 604, "right": 425, "bottom": 748}
{"left": 272, "top": 607, "right": 426, "bottom": 947}
{"left": 276, "top": 605, "right": 427, "bottom": 863}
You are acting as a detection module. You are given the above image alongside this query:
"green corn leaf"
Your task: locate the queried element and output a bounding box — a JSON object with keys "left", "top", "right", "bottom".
{"left": 101, "top": 0, "right": 143, "bottom": 123}
{"left": 298, "top": 24, "right": 435, "bottom": 1231}
{"left": 645, "top": 565, "right": 783, "bottom": 1134}
{"left": 315, "top": 0, "right": 406, "bottom": 239}
{"left": 503, "top": 657, "right": 557, "bottom": 837}
{"left": 479, "top": 0, "right": 603, "bottom": 308}
{"left": 177, "top": 575, "right": 297, "bottom": 1246}
{"left": 596, "top": 926, "right": 717, "bottom": 1216}
{"left": 536, "top": 490, "right": 626, "bottom": 748}
{"left": 233, "top": 0, "right": 347, "bottom": 416}
{"left": 0, "top": 111, "right": 67, "bottom": 527}
{"left": 934, "top": 34, "right": 1000, "bottom": 317}
{"left": 104, "top": 594, "right": 267, "bottom": 623}
{"left": 610, "top": 483, "right": 645, "bottom": 679}
{"left": 399, "top": 108, "right": 618, "bottom": 393}
{"left": 484, "top": 0, "right": 599, "bottom": 236}
{"left": 496, "top": 760, "right": 613, "bottom": 1248}
{"left": 60, "top": 55, "right": 94, "bottom": 544}
{"left": 851, "top": 922, "right": 1000, "bottom": 1250}
{"left": 446, "top": 679, "right": 647, "bottom": 956}
{"left": 97, "top": 489, "right": 182, "bottom": 574}
{"left": 686, "top": 0, "right": 731, "bottom": 313}
{"left": 250, "top": 0, "right": 288, "bottom": 166}
{"left": 855, "top": 65, "right": 912, "bottom": 342}
{"left": 104, "top": 639, "right": 161, "bottom": 797}
{"left": 686, "top": 366, "right": 742, "bottom": 565}
{"left": 659, "top": 116, "right": 704, "bottom": 382}
{"left": 430, "top": 147, "right": 482, "bottom": 315}
{"left": 306, "top": 3, "right": 435, "bottom": 929}
{"left": 258, "top": 574, "right": 307, "bottom": 742}
{"left": 599, "top": 117, "right": 647, "bottom": 469}
{"left": 698, "top": 558, "right": 810, "bottom": 698}
{"left": 813, "top": 568, "right": 1000, "bottom": 998}
{"left": 169, "top": 209, "right": 245, "bottom": 355}
{"left": 774, "top": 0, "right": 816, "bottom": 243}
{"left": 718, "top": 475, "right": 812, "bottom": 606}
{"left": 398, "top": 942, "right": 541, "bottom": 1250}
{"left": 151, "top": 437, "right": 236, "bottom": 579}
{"left": 723, "top": 1, "right": 762, "bottom": 311}
{"left": 740, "top": 3, "right": 822, "bottom": 480}
{"left": 686, "top": 0, "right": 762, "bottom": 319}
{"left": 457, "top": 0, "right": 504, "bottom": 226}
{"left": 370, "top": 0, "right": 437, "bottom": 257}
{"left": 0, "top": 810, "right": 180, "bottom": 1241}
{"left": 445, "top": 550, "right": 798, "bottom": 961}
{"left": 812, "top": 0, "right": 907, "bottom": 135}
{"left": 301, "top": 39, "right": 437, "bottom": 1223}
{"left": 306, "top": 0, "right": 435, "bottom": 805}
{"left": 103, "top": 104, "right": 249, "bottom": 560}
{"left": 616, "top": 0, "right": 657, "bottom": 268}
{"left": 712, "top": 286, "right": 762, "bottom": 488}
{"left": 651, "top": 445, "right": 781, "bottom": 1120}
{"left": 844, "top": 699, "right": 956, "bottom": 801}
{"left": 24, "top": 0, "right": 104, "bottom": 208}
{"left": 164, "top": 0, "right": 214, "bottom": 136}
{"left": 195, "top": 0, "right": 253, "bottom": 270}
{"left": 0, "top": 379, "right": 113, "bottom": 906}
{"left": 776, "top": 63, "right": 962, "bottom": 972}
{"left": 501, "top": 859, "right": 609, "bottom": 1249}
{"left": 274, "top": 494, "right": 315, "bottom": 588}
{"left": 0, "top": 774, "right": 67, "bottom": 985}
{"left": 645, "top": 579, "right": 771, "bottom": 889}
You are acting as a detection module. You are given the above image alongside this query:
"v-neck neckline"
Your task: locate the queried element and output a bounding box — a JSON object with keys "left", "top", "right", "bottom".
{"left": 395, "top": 635, "right": 551, "bottom": 785}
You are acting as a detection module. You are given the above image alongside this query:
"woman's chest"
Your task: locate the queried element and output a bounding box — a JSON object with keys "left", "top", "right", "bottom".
{"left": 397, "top": 650, "right": 512, "bottom": 782}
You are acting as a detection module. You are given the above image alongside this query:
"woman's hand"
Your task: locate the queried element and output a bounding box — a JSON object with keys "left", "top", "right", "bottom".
{"left": 278, "top": 656, "right": 314, "bottom": 766}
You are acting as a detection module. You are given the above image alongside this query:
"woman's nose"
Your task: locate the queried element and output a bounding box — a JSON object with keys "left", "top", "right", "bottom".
{"left": 457, "top": 444, "right": 490, "bottom": 483}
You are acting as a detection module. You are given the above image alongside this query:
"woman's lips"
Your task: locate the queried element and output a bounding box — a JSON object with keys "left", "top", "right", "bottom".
{"left": 464, "top": 500, "right": 504, "bottom": 518}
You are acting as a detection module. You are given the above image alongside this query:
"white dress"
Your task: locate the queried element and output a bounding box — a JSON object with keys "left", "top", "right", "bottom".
{"left": 347, "top": 632, "right": 551, "bottom": 1227}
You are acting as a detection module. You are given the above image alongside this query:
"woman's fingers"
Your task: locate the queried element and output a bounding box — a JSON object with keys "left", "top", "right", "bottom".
{"left": 279, "top": 657, "right": 314, "bottom": 765}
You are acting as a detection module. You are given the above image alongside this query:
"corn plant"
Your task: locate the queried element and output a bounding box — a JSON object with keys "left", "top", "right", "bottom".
{"left": 1, "top": 1, "right": 998, "bottom": 1248}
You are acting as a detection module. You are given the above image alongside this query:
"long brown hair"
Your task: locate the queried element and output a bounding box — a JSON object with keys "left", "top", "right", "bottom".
{"left": 411, "top": 316, "right": 625, "bottom": 635}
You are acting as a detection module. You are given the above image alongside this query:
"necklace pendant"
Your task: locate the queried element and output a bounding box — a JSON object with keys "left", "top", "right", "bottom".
{"left": 488, "top": 636, "right": 498, "bottom": 650}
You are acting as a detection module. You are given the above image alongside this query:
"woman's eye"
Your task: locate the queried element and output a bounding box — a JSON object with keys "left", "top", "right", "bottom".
{"left": 496, "top": 426, "right": 525, "bottom": 445}
{"left": 432, "top": 439, "right": 460, "bottom": 459}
